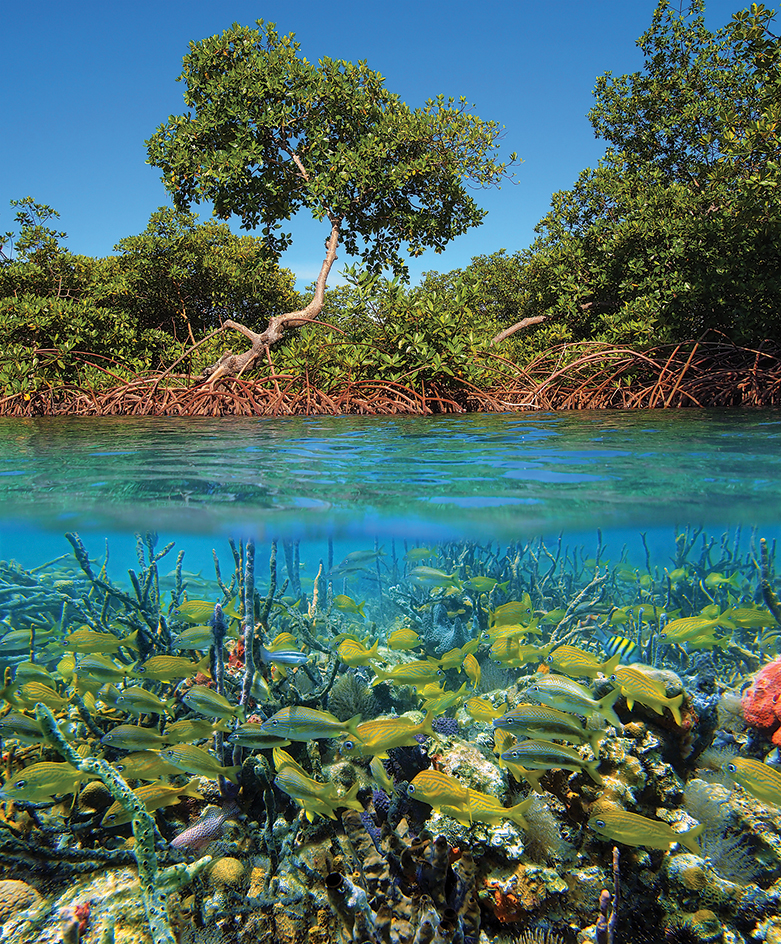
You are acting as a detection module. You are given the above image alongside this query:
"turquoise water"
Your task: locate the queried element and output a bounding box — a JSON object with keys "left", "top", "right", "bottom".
{"left": 1, "top": 410, "right": 781, "bottom": 944}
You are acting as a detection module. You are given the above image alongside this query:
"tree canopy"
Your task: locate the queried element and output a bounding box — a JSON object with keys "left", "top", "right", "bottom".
{"left": 145, "top": 20, "right": 516, "bottom": 383}
{"left": 486, "top": 0, "right": 781, "bottom": 351}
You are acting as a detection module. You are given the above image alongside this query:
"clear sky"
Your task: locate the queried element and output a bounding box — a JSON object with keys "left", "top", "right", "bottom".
{"left": 3, "top": 0, "right": 748, "bottom": 288}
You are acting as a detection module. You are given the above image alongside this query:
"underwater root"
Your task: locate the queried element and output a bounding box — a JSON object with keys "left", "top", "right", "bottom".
{"left": 1, "top": 337, "right": 779, "bottom": 416}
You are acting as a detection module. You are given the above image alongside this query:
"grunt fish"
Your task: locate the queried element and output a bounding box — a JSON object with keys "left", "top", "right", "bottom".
{"left": 726, "top": 757, "right": 781, "bottom": 807}
{"left": 500, "top": 738, "right": 603, "bottom": 785}
{"left": 407, "top": 770, "right": 471, "bottom": 820}
{"left": 340, "top": 710, "right": 435, "bottom": 757}
{"left": 526, "top": 674, "right": 623, "bottom": 731}
{"left": 259, "top": 706, "right": 362, "bottom": 741}
{"left": 609, "top": 666, "right": 684, "bottom": 726}
{"left": 159, "top": 743, "right": 242, "bottom": 784}
{"left": 588, "top": 808, "right": 704, "bottom": 854}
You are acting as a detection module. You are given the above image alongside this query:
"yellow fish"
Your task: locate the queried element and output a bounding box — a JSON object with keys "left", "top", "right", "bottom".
{"left": 333, "top": 595, "right": 366, "bottom": 619}
{"left": 102, "top": 780, "right": 204, "bottom": 826}
{"left": 500, "top": 739, "right": 603, "bottom": 785}
{"left": 493, "top": 729, "right": 545, "bottom": 791}
{"left": 492, "top": 596, "right": 534, "bottom": 627}
{"left": 546, "top": 646, "right": 621, "bottom": 680}
{"left": 370, "top": 661, "right": 443, "bottom": 686}
{"left": 610, "top": 666, "right": 684, "bottom": 726}
{"left": 340, "top": 711, "right": 435, "bottom": 757}
{"left": 463, "top": 653, "right": 481, "bottom": 689}
{"left": 64, "top": 627, "right": 139, "bottom": 653}
{"left": 588, "top": 808, "right": 704, "bottom": 854}
{"left": 274, "top": 767, "right": 363, "bottom": 822}
{"left": 442, "top": 788, "right": 533, "bottom": 829}
{"left": 726, "top": 757, "right": 781, "bottom": 807}
{"left": 0, "top": 762, "right": 89, "bottom": 803}
{"left": 407, "top": 770, "right": 471, "bottom": 820}
{"left": 388, "top": 627, "right": 423, "bottom": 650}
{"left": 337, "top": 638, "right": 379, "bottom": 666}
{"left": 131, "top": 653, "right": 211, "bottom": 682}
{"left": 173, "top": 600, "right": 219, "bottom": 624}
{"left": 159, "top": 743, "right": 242, "bottom": 784}
{"left": 112, "top": 751, "right": 182, "bottom": 780}
{"left": 465, "top": 696, "right": 504, "bottom": 723}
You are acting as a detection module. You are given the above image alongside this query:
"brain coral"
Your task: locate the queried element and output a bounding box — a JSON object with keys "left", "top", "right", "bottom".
{"left": 0, "top": 880, "right": 43, "bottom": 922}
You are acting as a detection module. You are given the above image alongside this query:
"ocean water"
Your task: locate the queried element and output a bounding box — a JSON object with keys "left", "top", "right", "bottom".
{"left": 1, "top": 410, "right": 780, "bottom": 944}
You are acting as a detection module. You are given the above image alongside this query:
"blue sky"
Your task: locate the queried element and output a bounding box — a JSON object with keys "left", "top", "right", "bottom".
{"left": 3, "top": 0, "right": 748, "bottom": 288}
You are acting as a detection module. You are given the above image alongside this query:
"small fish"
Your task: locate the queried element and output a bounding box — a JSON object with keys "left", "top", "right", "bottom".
{"left": 75, "top": 654, "right": 130, "bottom": 684}
{"left": 258, "top": 644, "right": 309, "bottom": 667}
{"left": 463, "top": 577, "right": 509, "bottom": 594}
{"left": 659, "top": 614, "right": 733, "bottom": 645}
{"left": 259, "top": 706, "right": 362, "bottom": 741}
{"left": 333, "top": 595, "right": 366, "bottom": 619}
{"left": 171, "top": 625, "right": 217, "bottom": 650}
{"left": 597, "top": 631, "right": 642, "bottom": 664}
{"left": 502, "top": 642, "right": 555, "bottom": 667}
{"left": 64, "top": 627, "right": 139, "bottom": 653}
{"left": 722, "top": 606, "right": 778, "bottom": 630}
{"left": 442, "top": 788, "right": 533, "bottom": 829}
{"left": 465, "top": 696, "right": 505, "bottom": 723}
{"left": 228, "top": 723, "right": 292, "bottom": 750}
{"left": 435, "top": 647, "right": 468, "bottom": 671}
{"left": 492, "top": 597, "right": 534, "bottom": 627}
{"left": 101, "top": 779, "right": 204, "bottom": 826}
{"left": 546, "top": 646, "right": 621, "bottom": 680}
{"left": 181, "top": 684, "right": 244, "bottom": 722}
{"left": 0, "top": 762, "right": 89, "bottom": 803}
{"left": 0, "top": 711, "right": 44, "bottom": 745}
{"left": 526, "top": 675, "right": 623, "bottom": 731}
{"left": 101, "top": 724, "right": 170, "bottom": 751}
{"left": 171, "top": 803, "right": 238, "bottom": 851}
{"left": 173, "top": 600, "right": 220, "bottom": 624}
{"left": 726, "top": 757, "right": 781, "bottom": 807}
{"left": 703, "top": 572, "right": 743, "bottom": 591}
{"left": 274, "top": 767, "right": 363, "bottom": 822}
{"left": 404, "top": 547, "right": 435, "bottom": 562}
{"left": 407, "top": 770, "right": 471, "bottom": 820}
{"left": 369, "top": 756, "right": 395, "bottom": 793}
{"left": 588, "top": 808, "right": 704, "bottom": 854}
{"left": 337, "top": 638, "right": 379, "bottom": 666}
{"left": 492, "top": 729, "right": 545, "bottom": 791}
{"left": 273, "top": 746, "right": 310, "bottom": 778}
{"left": 388, "top": 627, "right": 423, "bottom": 651}
{"left": 408, "top": 566, "right": 462, "bottom": 590}
{"left": 130, "top": 653, "right": 211, "bottom": 682}
{"left": 463, "top": 653, "right": 481, "bottom": 689}
{"left": 370, "top": 661, "right": 443, "bottom": 686}
{"left": 112, "top": 750, "right": 182, "bottom": 780}
{"left": 494, "top": 703, "right": 604, "bottom": 753}
{"left": 610, "top": 666, "right": 684, "bottom": 726}
{"left": 159, "top": 743, "right": 242, "bottom": 784}
{"left": 13, "top": 662, "right": 56, "bottom": 687}
{"left": 165, "top": 717, "right": 231, "bottom": 740}
{"left": 14, "top": 682, "right": 70, "bottom": 711}
{"left": 340, "top": 711, "right": 436, "bottom": 758}
{"left": 114, "top": 686, "right": 171, "bottom": 717}
{"left": 500, "top": 739, "right": 603, "bottom": 785}
{"left": 421, "top": 681, "right": 470, "bottom": 714}
{"left": 540, "top": 608, "right": 568, "bottom": 625}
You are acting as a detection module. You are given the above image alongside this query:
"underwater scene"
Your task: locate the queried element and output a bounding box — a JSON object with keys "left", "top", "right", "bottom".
{"left": 1, "top": 413, "right": 781, "bottom": 944}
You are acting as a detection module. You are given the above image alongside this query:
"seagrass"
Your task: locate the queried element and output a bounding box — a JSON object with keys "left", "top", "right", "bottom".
{"left": 1, "top": 340, "right": 779, "bottom": 416}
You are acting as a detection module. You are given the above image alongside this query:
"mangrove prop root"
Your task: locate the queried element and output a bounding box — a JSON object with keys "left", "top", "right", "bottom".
{"left": 3, "top": 338, "right": 780, "bottom": 416}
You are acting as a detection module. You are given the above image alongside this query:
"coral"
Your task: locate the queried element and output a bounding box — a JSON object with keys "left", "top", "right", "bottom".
{"left": 0, "top": 880, "right": 43, "bottom": 923}
{"left": 741, "top": 657, "right": 781, "bottom": 744}
{"left": 483, "top": 863, "right": 568, "bottom": 924}
{"left": 523, "top": 795, "right": 573, "bottom": 863}
{"left": 327, "top": 671, "right": 376, "bottom": 722}
{"left": 432, "top": 716, "right": 459, "bottom": 736}
{"left": 208, "top": 856, "right": 245, "bottom": 887}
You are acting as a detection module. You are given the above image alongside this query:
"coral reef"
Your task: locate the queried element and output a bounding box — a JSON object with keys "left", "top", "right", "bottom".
{"left": 741, "top": 656, "right": 781, "bottom": 745}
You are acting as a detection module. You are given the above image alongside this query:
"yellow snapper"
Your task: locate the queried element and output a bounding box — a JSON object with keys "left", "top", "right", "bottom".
{"left": 164, "top": 718, "right": 232, "bottom": 740}
{"left": 388, "top": 627, "right": 423, "bottom": 651}
{"left": 173, "top": 600, "right": 219, "bottom": 624}
{"left": 339, "top": 711, "right": 435, "bottom": 757}
{"left": 465, "top": 696, "right": 505, "bottom": 723}
{"left": 370, "top": 661, "right": 443, "bottom": 687}
{"left": 659, "top": 614, "right": 733, "bottom": 645}
{"left": 112, "top": 751, "right": 182, "bottom": 780}
{"left": 463, "top": 653, "right": 481, "bottom": 689}
{"left": 159, "top": 743, "right": 242, "bottom": 784}
{"left": 500, "top": 738, "right": 603, "bottom": 785}
{"left": 181, "top": 684, "right": 243, "bottom": 721}
{"left": 259, "top": 706, "right": 362, "bottom": 741}
{"left": 101, "top": 724, "right": 170, "bottom": 751}
{"left": 101, "top": 779, "right": 204, "bottom": 826}
{"left": 333, "top": 595, "right": 366, "bottom": 619}
{"left": 113, "top": 686, "right": 172, "bottom": 717}
{"left": 130, "top": 653, "right": 211, "bottom": 682}
{"left": 272, "top": 746, "right": 309, "bottom": 778}
{"left": 609, "top": 666, "right": 684, "bottom": 726}
{"left": 492, "top": 596, "right": 534, "bottom": 627}
{"left": 546, "top": 646, "right": 621, "bottom": 680}
{"left": 337, "top": 638, "right": 379, "bottom": 666}
{"left": 407, "top": 770, "right": 471, "bottom": 819}
{"left": 407, "top": 566, "right": 462, "bottom": 590}
{"left": 526, "top": 674, "right": 623, "bottom": 731}
{"left": 442, "top": 789, "right": 533, "bottom": 829}
{"left": 0, "top": 711, "right": 44, "bottom": 745}
{"left": 274, "top": 767, "right": 363, "bottom": 822}
{"left": 588, "top": 808, "right": 704, "bottom": 854}
{"left": 722, "top": 606, "right": 778, "bottom": 630}
{"left": 0, "top": 762, "right": 89, "bottom": 803}
{"left": 493, "top": 703, "right": 604, "bottom": 753}
{"left": 64, "top": 627, "right": 139, "bottom": 653}
{"left": 228, "top": 722, "right": 292, "bottom": 750}
{"left": 726, "top": 757, "right": 781, "bottom": 807}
